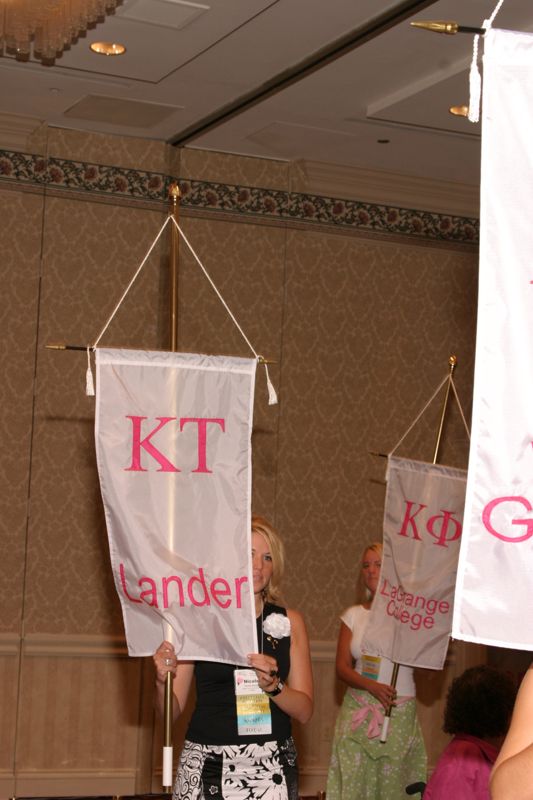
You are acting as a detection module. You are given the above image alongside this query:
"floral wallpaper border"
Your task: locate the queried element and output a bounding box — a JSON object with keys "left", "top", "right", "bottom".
{"left": 0, "top": 149, "right": 479, "bottom": 245}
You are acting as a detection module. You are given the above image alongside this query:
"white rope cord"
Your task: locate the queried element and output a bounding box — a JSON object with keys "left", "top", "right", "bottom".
{"left": 85, "top": 215, "right": 172, "bottom": 395}
{"left": 85, "top": 213, "right": 278, "bottom": 404}
{"left": 172, "top": 218, "right": 257, "bottom": 357}
{"left": 487, "top": 0, "right": 506, "bottom": 26}
{"left": 449, "top": 374, "right": 471, "bottom": 440}
{"left": 389, "top": 374, "right": 448, "bottom": 456}
{"left": 92, "top": 215, "right": 172, "bottom": 350}
{"left": 172, "top": 217, "right": 277, "bottom": 404}
{"left": 468, "top": 33, "right": 482, "bottom": 123}
{"left": 468, "top": 0, "right": 507, "bottom": 123}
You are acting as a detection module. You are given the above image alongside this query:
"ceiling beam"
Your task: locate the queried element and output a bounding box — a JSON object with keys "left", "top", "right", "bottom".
{"left": 170, "top": 0, "right": 438, "bottom": 146}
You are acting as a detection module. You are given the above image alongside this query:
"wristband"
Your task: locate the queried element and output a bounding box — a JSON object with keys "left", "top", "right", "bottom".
{"left": 264, "top": 679, "right": 284, "bottom": 697}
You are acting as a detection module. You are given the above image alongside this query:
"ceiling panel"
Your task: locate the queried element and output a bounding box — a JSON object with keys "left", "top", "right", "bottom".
{"left": 0, "top": 0, "right": 532, "bottom": 187}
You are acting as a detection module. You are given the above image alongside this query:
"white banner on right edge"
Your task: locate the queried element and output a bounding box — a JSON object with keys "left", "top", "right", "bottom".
{"left": 452, "top": 28, "right": 533, "bottom": 650}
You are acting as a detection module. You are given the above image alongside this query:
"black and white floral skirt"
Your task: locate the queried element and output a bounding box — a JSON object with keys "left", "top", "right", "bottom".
{"left": 173, "top": 737, "right": 298, "bottom": 800}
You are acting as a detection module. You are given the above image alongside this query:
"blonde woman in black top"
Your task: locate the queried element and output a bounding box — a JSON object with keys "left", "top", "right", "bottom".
{"left": 153, "top": 514, "right": 313, "bottom": 800}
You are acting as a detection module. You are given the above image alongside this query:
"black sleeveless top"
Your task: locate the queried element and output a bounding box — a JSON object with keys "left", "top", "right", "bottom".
{"left": 186, "top": 603, "right": 291, "bottom": 745}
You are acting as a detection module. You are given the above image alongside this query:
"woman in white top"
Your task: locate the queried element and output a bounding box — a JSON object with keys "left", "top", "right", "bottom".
{"left": 326, "top": 542, "right": 426, "bottom": 799}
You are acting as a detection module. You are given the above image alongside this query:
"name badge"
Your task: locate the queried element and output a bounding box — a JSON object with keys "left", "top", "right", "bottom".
{"left": 234, "top": 668, "right": 272, "bottom": 736}
{"left": 361, "top": 654, "right": 381, "bottom": 681}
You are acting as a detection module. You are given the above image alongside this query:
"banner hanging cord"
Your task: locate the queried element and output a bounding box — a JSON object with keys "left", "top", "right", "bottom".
{"left": 85, "top": 215, "right": 172, "bottom": 395}
{"left": 389, "top": 371, "right": 471, "bottom": 456}
{"left": 468, "top": 0, "right": 507, "bottom": 123}
{"left": 487, "top": 0, "right": 506, "bottom": 25}
{"left": 93, "top": 215, "right": 172, "bottom": 350}
{"left": 468, "top": 33, "right": 482, "bottom": 123}
{"left": 172, "top": 217, "right": 277, "bottom": 405}
{"left": 389, "top": 375, "right": 448, "bottom": 456}
{"left": 449, "top": 374, "right": 471, "bottom": 440}
{"left": 85, "top": 213, "right": 277, "bottom": 404}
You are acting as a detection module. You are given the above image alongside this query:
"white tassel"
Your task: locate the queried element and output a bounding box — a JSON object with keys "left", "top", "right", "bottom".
{"left": 261, "top": 360, "right": 278, "bottom": 405}
{"left": 468, "top": 34, "right": 482, "bottom": 123}
{"left": 86, "top": 348, "right": 95, "bottom": 396}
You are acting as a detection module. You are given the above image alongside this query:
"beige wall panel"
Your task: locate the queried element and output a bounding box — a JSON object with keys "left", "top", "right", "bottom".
{"left": 0, "top": 188, "right": 43, "bottom": 633}
{"left": 277, "top": 230, "right": 478, "bottom": 639}
{"left": 47, "top": 128, "right": 176, "bottom": 175}
{"left": 16, "top": 650, "right": 142, "bottom": 772}
{"left": 180, "top": 148, "right": 290, "bottom": 191}
{"left": 0, "top": 644, "right": 19, "bottom": 775}
{"left": 293, "top": 642, "right": 340, "bottom": 794}
{"left": 24, "top": 196, "right": 169, "bottom": 635}
{"left": 174, "top": 216, "right": 286, "bottom": 514}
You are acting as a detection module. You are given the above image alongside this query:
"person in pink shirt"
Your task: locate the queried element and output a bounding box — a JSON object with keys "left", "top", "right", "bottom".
{"left": 424, "top": 665, "right": 516, "bottom": 800}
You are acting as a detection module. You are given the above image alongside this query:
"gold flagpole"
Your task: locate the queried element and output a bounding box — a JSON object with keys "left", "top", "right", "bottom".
{"left": 381, "top": 355, "right": 457, "bottom": 743}
{"left": 169, "top": 184, "right": 180, "bottom": 353}
{"left": 163, "top": 184, "right": 181, "bottom": 792}
{"left": 379, "top": 662, "right": 399, "bottom": 742}
{"left": 432, "top": 355, "right": 457, "bottom": 465}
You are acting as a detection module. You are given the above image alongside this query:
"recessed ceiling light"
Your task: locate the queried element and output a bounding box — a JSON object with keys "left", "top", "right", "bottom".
{"left": 449, "top": 105, "right": 469, "bottom": 117}
{"left": 90, "top": 42, "right": 126, "bottom": 56}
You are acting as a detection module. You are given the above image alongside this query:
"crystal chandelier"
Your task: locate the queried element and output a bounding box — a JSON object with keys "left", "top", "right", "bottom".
{"left": 0, "top": 0, "right": 122, "bottom": 64}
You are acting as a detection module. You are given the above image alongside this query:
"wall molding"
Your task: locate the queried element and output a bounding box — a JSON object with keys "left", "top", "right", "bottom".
{"left": 0, "top": 632, "right": 128, "bottom": 658}
{"left": 0, "top": 633, "right": 20, "bottom": 657}
{"left": 293, "top": 159, "right": 480, "bottom": 218}
{"left": 1, "top": 767, "right": 136, "bottom": 797}
{"left": 1, "top": 632, "right": 334, "bottom": 660}
{"left": 0, "top": 148, "right": 479, "bottom": 246}
{"left": 0, "top": 113, "right": 43, "bottom": 152}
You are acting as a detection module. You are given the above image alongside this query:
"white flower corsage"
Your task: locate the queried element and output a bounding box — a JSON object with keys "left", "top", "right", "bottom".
{"left": 263, "top": 613, "right": 291, "bottom": 639}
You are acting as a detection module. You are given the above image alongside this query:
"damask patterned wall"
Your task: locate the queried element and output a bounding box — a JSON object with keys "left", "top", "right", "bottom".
{"left": 0, "top": 126, "right": 479, "bottom": 795}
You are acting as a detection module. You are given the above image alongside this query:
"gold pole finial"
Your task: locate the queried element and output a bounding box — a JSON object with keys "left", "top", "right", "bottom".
{"left": 169, "top": 183, "right": 181, "bottom": 213}
{"left": 411, "top": 20, "right": 485, "bottom": 36}
{"left": 411, "top": 20, "right": 459, "bottom": 35}
{"left": 449, "top": 105, "right": 469, "bottom": 118}
{"left": 46, "top": 342, "right": 68, "bottom": 350}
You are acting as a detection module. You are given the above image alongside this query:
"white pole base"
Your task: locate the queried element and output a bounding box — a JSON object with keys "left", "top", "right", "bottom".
{"left": 380, "top": 715, "right": 391, "bottom": 743}
{"left": 163, "top": 745, "right": 174, "bottom": 790}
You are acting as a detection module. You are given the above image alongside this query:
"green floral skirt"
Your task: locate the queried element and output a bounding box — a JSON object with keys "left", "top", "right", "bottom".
{"left": 326, "top": 689, "right": 427, "bottom": 799}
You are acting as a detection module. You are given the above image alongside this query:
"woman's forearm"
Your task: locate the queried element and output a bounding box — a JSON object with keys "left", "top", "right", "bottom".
{"left": 490, "top": 665, "right": 533, "bottom": 799}
{"left": 336, "top": 662, "right": 372, "bottom": 693}
{"left": 271, "top": 684, "right": 313, "bottom": 724}
{"left": 491, "top": 745, "right": 533, "bottom": 800}
{"left": 336, "top": 662, "right": 397, "bottom": 709}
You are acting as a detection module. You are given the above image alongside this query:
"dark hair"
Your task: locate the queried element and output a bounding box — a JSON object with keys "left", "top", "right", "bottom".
{"left": 443, "top": 665, "right": 517, "bottom": 739}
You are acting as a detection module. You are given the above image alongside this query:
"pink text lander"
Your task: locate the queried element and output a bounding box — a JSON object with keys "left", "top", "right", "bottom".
{"left": 119, "top": 563, "right": 248, "bottom": 609}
